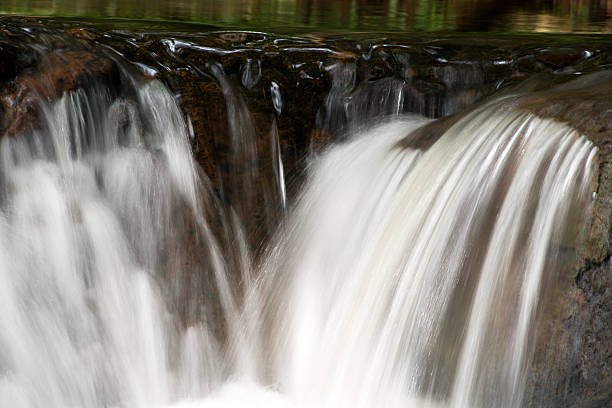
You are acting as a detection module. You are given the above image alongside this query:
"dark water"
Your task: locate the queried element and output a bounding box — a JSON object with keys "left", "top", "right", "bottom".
{"left": 2, "top": 0, "right": 612, "bottom": 33}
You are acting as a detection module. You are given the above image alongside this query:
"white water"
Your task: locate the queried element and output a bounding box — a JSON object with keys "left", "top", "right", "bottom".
{"left": 0, "top": 79, "right": 597, "bottom": 408}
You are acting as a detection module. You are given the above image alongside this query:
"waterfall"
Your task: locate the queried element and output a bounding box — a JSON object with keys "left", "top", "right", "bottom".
{"left": 255, "top": 101, "right": 596, "bottom": 408}
{"left": 0, "top": 81, "right": 229, "bottom": 407}
{"left": 0, "top": 74, "right": 597, "bottom": 408}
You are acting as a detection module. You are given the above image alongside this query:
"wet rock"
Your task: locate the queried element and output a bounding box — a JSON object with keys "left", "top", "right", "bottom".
{"left": 514, "top": 74, "right": 612, "bottom": 408}
{"left": 0, "top": 40, "right": 36, "bottom": 79}
{"left": 537, "top": 51, "right": 585, "bottom": 69}
{"left": 0, "top": 50, "right": 119, "bottom": 136}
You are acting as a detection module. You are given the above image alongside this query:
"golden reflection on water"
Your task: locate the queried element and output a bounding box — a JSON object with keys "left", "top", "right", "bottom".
{"left": 0, "top": 0, "right": 611, "bottom": 33}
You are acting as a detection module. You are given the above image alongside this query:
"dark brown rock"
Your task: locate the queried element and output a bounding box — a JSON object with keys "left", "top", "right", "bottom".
{"left": 537, "top": 52, "right": 584, "bottom": 69}
{"left": 0, "top": 40, "right": 36, "bottom": 80}
{"left": 0, "top": 50, "right": 119, "bottom": 136}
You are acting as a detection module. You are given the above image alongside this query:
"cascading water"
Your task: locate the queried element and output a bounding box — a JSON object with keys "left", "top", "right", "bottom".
{"left": 0, "top": 68, "right": 598, "bottom": 408}
{"left": 0, "top": 80, "right": 230, "bottom": 407}
{"left": 253, "top": 101, "right": 597, "bottom": 408}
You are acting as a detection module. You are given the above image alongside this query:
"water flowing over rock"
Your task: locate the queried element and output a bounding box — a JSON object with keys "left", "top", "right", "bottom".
{"left": 0, "top": 16, "right": 610, "bottom": 408}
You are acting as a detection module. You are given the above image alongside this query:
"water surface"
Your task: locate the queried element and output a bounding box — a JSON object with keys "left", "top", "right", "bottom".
{"left": 2, "top": 0, "right": 612, "bottom": 33}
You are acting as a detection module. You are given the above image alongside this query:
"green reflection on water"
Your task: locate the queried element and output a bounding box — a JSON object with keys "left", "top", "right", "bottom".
{"left": 0, "top": 0, "right": 611, "bottom": 33}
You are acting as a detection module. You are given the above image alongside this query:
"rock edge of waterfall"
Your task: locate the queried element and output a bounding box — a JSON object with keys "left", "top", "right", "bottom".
{"left": 519, "top": 77, "right": 612, "bottom": 408}
{"left": 0, "top": 16, "right": 610, "bottom": 408}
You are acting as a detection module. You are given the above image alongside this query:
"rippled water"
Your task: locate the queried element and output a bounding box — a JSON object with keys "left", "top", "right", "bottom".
{"left": 1, "top": 0, "right": 612, "bottom": 33}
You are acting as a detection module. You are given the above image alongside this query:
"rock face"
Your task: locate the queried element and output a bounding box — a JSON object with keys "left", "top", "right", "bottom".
{"left": 0, "top": 50, "right": 119, "bottom": 135}
{"left": 0, "top": 16, "right": 610, "bottom": 407}
{"left": 517, "top": 76, "right": 612, "bottom": 408}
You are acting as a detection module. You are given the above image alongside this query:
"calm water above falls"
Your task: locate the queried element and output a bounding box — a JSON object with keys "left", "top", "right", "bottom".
{"left": 2, "top": 0, "right": 612, "bottom": 33}
{"left": 0, "top": 46, "right": 598, "bottom": 408}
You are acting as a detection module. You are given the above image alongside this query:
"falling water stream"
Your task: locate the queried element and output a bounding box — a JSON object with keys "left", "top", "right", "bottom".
{"left": 0, "top": 63, "right": 598, "bottom": 408}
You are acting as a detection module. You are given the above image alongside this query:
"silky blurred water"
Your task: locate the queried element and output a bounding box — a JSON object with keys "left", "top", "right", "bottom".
{"left": 0, "top": 68, "right": 598, "bottom": 408}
